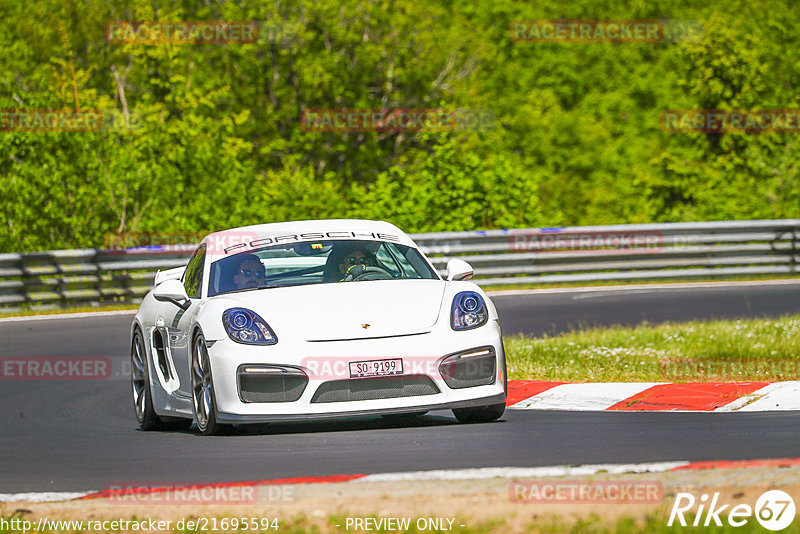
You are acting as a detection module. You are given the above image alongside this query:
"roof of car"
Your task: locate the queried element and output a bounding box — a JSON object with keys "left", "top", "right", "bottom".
{"left": 201, "top": 219, "right": 416, "bottom": 259}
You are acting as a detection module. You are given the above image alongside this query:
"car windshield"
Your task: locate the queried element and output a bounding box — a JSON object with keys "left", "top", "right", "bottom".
{"left": 208, "top": 239, "right": 439, "bottom": 296}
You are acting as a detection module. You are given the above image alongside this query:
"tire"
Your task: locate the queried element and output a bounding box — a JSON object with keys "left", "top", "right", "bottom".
{"left": 452, "top": 402, "right": 505, "bottom": 424}
{"left": 191, "top": 332, "right": 225, "bottom": 435}
{"left": 131, "top": 329, "right": 161, "bottom": 430}
{"left": 132, "top": 328, "right": 192, "bottom": 431}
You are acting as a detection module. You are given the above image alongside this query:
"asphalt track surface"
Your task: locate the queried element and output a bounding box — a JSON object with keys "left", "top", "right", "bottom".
{"left": 2, "top": 281, "right": 799, "bottom": 492}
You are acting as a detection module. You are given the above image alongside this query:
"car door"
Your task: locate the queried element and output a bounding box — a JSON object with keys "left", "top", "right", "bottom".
{"left": 171, "top": 244, "right": 206, "bottom": 399}
{"left": 151, "top": 244, "right": 206, "bottom": 401}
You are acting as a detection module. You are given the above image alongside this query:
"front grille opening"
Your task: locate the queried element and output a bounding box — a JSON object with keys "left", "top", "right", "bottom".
{"left": 439, "top": 347, "right": 496, "bottom": 389}
{"left": 238, "top": 366, "right": 308, "bottom": 403}
{"left": 311, "top": 374, "right": 440, "bottom": 403}
{"left": 153, "top": 330, "right": 171, "bottom": 379}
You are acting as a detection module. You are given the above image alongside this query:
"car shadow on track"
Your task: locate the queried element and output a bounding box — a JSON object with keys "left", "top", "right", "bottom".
{"left": 190, "top": 412, "right": 468, "bottom": 437}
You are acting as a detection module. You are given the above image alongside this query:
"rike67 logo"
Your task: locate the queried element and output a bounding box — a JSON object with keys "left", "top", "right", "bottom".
{"left": 669, "top": 490, "right": 796, "bottom": 531}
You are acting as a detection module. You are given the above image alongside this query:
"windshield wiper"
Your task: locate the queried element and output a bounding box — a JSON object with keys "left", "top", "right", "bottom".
{"left": 224, "top": 283, "right": 276, "bottom": 294}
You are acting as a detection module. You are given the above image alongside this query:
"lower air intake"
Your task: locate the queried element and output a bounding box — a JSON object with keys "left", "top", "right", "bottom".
{"left": 311, "top": 375, "right": 440, "bottom": 403}
{"left": 238, "top": 366, "right": 308, "bottom": 403}
{"left": 439, "top": 346, "right": 497, "bottom": 389}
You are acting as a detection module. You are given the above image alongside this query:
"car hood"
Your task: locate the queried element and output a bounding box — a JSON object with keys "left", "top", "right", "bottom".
{"left": 216, "top": 280, "right": 446, "bottom": 341}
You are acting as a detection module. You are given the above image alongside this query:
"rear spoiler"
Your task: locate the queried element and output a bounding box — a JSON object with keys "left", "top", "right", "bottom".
{"left": 154, "top": 266, "right": 186, "bottom": 287}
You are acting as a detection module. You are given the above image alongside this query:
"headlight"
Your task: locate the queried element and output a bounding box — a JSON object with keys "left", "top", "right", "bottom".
{"left": 222, "top": 308, "right": 277, "bottom": 345}
{"left": 451, "top": 291, "right": 488, "bottom": 330}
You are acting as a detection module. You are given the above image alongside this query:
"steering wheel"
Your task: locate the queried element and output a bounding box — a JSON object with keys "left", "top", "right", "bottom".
{"left": 342, "top": 265, "right": 394, "bottom": 282}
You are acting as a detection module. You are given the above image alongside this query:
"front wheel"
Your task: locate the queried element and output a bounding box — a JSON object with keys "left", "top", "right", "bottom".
{"left": 453, "top": 402, "right": 505, "bottom": 424}
{"left": 191, "top": 333, "right": 225, "bottom": 435}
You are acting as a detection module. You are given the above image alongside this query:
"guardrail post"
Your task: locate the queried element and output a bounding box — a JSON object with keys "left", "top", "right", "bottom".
{"left": 20, "top": 253, "right": 31, "bottom": 306}
{"left": 93, "top": 248, "right": 104, "bottom": 306}
{"left": 18, "top": 254, "right": 28, "bottom": 307}
{"left": 57, "top": 251, "right": 68, "bottom": 306}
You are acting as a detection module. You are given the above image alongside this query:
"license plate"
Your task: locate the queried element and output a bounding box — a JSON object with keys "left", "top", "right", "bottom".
{"left": 349, "top": 358, "right": 403, "bottom": 378}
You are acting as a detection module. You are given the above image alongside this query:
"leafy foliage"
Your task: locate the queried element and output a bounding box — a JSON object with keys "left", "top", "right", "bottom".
{"left": 0, "top": 0, "right": 798, "bottom": 251}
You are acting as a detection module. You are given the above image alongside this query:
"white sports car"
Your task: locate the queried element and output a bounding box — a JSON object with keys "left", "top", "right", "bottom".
{"left": 130, "top": 220, "right": 506, "bottom": 435}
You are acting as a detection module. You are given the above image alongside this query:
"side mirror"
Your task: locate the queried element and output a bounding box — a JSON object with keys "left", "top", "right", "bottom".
{"left": 446, "top": 259, "right": 474, "bottom": 281}
{"left": 154, "top": 266, "right": 186, "bottom": 287}
{"left": 153, "top": 279, "right": 190, "bottom": 308}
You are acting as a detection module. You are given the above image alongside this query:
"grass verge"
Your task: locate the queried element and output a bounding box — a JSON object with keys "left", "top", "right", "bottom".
{"left": 505, "top": 315, "right": 800, "bottom": 382}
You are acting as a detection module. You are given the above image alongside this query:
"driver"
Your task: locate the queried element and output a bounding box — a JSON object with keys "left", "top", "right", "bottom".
{"left": 232, "top": 254, "right": 266, "bottom": 289}
{"left": 338, "top": 248, "right": 376, "bottom": 281}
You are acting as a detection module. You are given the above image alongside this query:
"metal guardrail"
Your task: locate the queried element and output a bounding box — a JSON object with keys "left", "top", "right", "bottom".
{"left": 1, "top": 219, "right": 797, "bottom": 310}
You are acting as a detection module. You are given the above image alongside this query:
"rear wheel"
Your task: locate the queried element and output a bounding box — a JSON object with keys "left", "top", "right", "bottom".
{"left": 191, "top": 333, "right": 225, "bottom": 435}
{"left": 132, "top": 329, "right": 191, "bottom": 431}
{"left": 452, "top": 402, "right": 505, "bottom": 424}
{"left": 131, "top": 329, "right": 163, "bottom": 430}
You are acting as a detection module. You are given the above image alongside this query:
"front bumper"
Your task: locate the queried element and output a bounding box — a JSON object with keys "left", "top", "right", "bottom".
{"left": 216, "top": 393, "right": 506, "bottom": 424}
{"left": 207, "top": 320, "right": 506, "bottom": 421}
